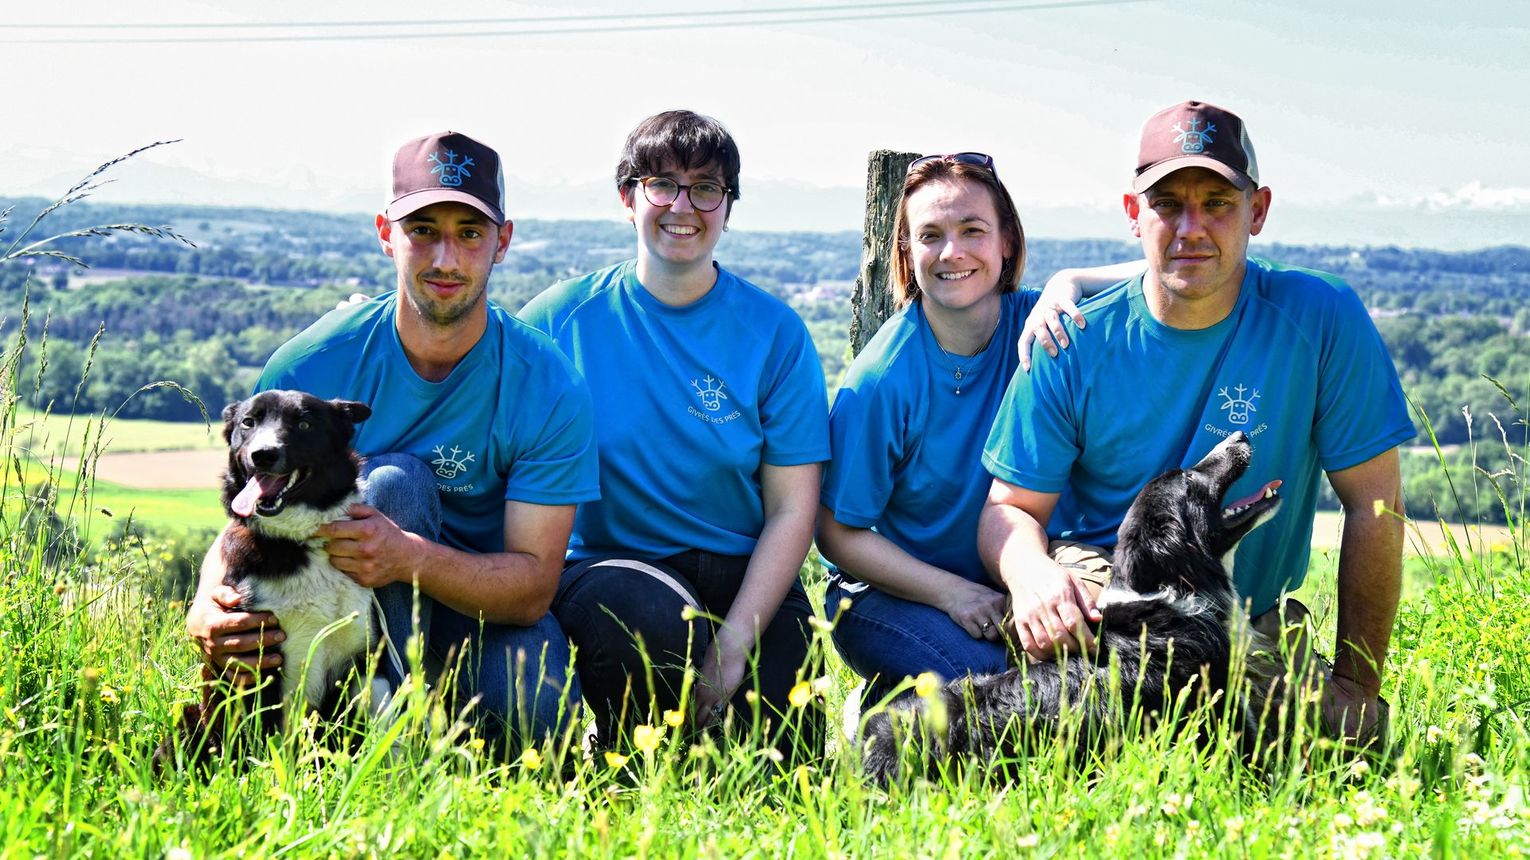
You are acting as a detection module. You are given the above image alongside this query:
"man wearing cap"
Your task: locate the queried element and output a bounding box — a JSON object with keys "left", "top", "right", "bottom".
{"left": 184, "top": 131, "right": 598, "bottom": 744}
{"left": 980, "top": 101, "right": 1413, "bottom": 744}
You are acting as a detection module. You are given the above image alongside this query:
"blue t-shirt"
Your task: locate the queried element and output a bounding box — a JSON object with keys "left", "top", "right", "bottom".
{"left": 822, "top": 290, "right": 1040, "bottom": 583}
{"left": 257, "top": 293, "right": 600, "bottom": 555}
{"left": 983, "top": 258, "right": 1414, "bottom": 615}
{"left": 519, "top": 260, "right": 831, "bottom": 560}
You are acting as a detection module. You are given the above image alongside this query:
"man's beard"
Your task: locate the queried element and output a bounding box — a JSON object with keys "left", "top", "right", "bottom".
{"left": 405, "top": 271, "right": 486, "bottom": 327}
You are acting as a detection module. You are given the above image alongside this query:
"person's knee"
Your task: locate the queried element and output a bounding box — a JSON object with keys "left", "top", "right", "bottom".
{"left": 557, "top": 560, "right": 706, "bottom": 668}
{"left": 361, "top": 454, "right": 442, "bottom": 539}
{"left": 469, "top": 616, "right": 581, "bottom": 741}
{"left": 833, "top": 597, "right": 1006, "bottom": 686}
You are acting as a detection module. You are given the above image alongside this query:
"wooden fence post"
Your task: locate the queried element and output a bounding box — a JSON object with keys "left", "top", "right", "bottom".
{"left": 849, "top": 149, "right": 920, "bottom": 357}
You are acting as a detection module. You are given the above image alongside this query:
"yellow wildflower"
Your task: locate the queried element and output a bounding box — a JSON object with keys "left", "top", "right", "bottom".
{"left": 914, "top": 672, "right": 940, "bottom": 699}
{"left": 604, "top": 750, "right": 629, "bottom": 769}
{"left": 633, "top": 724, "right": 663, "bottom": 754}
{"left": 788, "top": 681, "right": 813, "bottom": 708}
{"left": 663, "top": 709, "right": 685, "bottom": 728}
{"left": 520, "top": 747, "right": 543, "bottom": 770}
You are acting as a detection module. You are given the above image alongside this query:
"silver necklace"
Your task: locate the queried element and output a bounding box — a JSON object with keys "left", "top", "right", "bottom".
{"left": 934, "top": 311, "right": 1001, "bottom": 395}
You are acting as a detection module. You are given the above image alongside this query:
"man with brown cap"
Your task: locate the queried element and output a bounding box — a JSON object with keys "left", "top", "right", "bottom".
{"left": 184, "top": 131, "right": 598, "bottom": 746}
{"left": 980, "top": 101, "right": 1413, "bottom": 745}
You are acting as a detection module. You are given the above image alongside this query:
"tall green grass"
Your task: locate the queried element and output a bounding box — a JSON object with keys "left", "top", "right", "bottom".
{"left": 3, "top": 340, "right": 1529, "bottom": 857}
{"left": 3, "top": 158, "right": 1529, "bottom": 857}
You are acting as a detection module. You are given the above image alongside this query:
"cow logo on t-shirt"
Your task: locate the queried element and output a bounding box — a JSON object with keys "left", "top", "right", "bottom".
{"left": 430, "top": 443, "right": 477, "bottom": 479}
{"left": 686, "top": 374, "right": 741, "bottom": 426}
{"left": 1218, "top": 384, "right": 1260, "bottom": 425}
{"left": 691, "top": 375, "right": 729, "bottom": 412}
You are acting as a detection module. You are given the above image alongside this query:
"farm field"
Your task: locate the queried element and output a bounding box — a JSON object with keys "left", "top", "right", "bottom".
{"left": 14, "top": 406, "right": 220, "bottom": 457}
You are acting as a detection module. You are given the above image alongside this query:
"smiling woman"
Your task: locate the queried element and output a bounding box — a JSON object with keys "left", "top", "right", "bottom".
{"left": 518, "top": 110, "right": 830, "bottom": 757}
{"left": 815, "top": 153, "right": 1110, "bottom": 706}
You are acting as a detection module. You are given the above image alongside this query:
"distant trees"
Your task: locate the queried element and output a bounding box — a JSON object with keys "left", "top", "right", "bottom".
{"left": 2, "top": 197, "right": 1525, "bottom": 523}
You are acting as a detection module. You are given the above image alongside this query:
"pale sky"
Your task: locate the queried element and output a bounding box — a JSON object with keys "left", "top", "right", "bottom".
{"left": 4, "top": 0, "right": 1527, "bottom": 248}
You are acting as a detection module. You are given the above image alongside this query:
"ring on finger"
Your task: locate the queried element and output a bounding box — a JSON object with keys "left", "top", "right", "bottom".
{"left": 980, "top": 620, "right": 993, "bottom": 631}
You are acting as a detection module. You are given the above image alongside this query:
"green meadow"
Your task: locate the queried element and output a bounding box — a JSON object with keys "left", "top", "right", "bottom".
{"left": 14, "top": 405, "right": 220, "bottom": 457}
{"left": 3, "top": 376, "right": 1530, "bottom": 858}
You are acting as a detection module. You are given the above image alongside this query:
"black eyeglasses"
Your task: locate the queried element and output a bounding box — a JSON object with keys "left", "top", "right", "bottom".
{"left": 908, "top": 152, "right": 999, "bottom": 183}
{"left": 630, "top": 176, "right": 731, "bottom": 212}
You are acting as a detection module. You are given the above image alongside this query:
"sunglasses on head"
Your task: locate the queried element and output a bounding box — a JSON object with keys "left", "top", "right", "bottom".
{"left": 908, "top": 152, "right": 999, "bottom": 183}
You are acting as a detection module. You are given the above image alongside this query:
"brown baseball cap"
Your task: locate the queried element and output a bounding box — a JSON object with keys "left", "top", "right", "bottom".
{"left": 1132, "top": 101, "right": 1259, "bottom": 194}
{"left": 387, "top": 131, "right": 505, "bottom": 224}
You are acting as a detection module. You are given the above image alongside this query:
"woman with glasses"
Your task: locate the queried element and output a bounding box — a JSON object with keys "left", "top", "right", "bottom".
{"left": 817, "top": 153, "right": 1097, "bottom": 706}
{"left": 519, "top": 110, "right": 828, "bottom": 754}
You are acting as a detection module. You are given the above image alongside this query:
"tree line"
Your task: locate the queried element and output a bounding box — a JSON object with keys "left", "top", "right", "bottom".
{"left": 2, "top": 199, "right": 1524, "bottom": 522}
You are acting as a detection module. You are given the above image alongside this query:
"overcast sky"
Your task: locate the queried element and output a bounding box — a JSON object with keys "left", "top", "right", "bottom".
{"left": 4, "top": 0, "right": 1526, "bottom": 248}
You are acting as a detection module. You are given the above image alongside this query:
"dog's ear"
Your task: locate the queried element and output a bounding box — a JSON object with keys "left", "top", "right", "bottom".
{"left": 331, "top": 400, "right": 371, "bottom": 424}
{"left": 329, "top": 399, "right": 371, "bottom": 444}
{"left": 221, "top": 402, "right": 242, "bottom": 444}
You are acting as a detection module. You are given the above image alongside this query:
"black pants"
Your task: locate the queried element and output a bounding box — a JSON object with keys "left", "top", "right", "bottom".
{"left": 553, "top": 549, "right": 821, "bottom": 755}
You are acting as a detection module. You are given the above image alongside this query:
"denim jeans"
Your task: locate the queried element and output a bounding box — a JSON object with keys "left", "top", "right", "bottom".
{"left": 361, "top": 453, "right": 579, "bottom": 744}
{"left": 554, "top": 550, "right": 821, "bottom": 756}
{"left": 825, "top": 575, "right": 1009, "bottom": 706}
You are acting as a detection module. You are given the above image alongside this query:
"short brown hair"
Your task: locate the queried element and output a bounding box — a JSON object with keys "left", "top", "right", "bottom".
{"left": 615, "top": 110, "right": 741, "bottom": 203}
{"left": 890, "top": 158, "right": 1026, "bottom": 307}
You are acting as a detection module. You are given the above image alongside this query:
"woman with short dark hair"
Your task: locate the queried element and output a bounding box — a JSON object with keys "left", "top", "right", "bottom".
{"left": 519, "top": 110, "right": 828, "bottom": 754}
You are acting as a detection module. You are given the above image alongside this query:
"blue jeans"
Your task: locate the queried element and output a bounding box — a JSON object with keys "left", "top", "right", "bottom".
{"left": 362, "top": 454, "right": 579, "bottom": 743}
{"left": 826, "top": 576, "right": 1009, "bottom": 705}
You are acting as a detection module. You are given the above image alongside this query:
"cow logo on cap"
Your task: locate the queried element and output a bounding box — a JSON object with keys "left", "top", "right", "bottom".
{"left": 1173, "top": 118, "right": 1217, "bottom": 154}
{"left": 429, "top": 149, "right": 475, "bottom": 188}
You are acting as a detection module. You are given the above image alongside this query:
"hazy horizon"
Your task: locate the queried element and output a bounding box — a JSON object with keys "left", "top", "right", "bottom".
{"left": 5, "top": 1, "right": 1526, "bottom": 251}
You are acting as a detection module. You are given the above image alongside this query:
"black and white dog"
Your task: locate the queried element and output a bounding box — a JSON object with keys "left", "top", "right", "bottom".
{"left": 861, "top": 431, "right": 1282, "bottom": 784}
{"left": 173, "top": 390, "right": 386, "bottom": 762}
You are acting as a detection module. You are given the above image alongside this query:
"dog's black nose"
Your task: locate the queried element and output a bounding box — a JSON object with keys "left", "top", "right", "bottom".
{"left": 250, "top": 446, "right": 282, "bottom": 471}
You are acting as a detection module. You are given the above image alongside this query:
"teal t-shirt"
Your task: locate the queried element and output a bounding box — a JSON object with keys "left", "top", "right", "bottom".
{"left": 982, "top": 258, "right": 1414, "bottom": 615}
{"left": 822, "top": 289, "right": 1039, "bottom": 583}
{"left": 519, "top": 260, "right": 830, "bottom": 560}
{"left": 257, "top": 293, "right": 600, "bottom": 554}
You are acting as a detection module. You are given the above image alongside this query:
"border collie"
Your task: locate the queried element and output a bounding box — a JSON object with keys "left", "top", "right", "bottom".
{"left": 173, "top": 390, "right": 385, "bottom": 763}
{"left": 861, "top": 431, "right": 1282, "bottom": 784}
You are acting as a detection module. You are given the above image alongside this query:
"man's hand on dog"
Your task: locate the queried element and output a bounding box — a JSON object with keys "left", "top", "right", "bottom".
{"left": 1008, "top": 561, "right": 1102, "bottom": 662}
{"left": 186, "top": 585, "right": 284, "bottom": 686}
{"left": 319, "top": 503, "right": 423, "bottom": 588}
{"left": 939, "top": 582, "right": 1009, "bottom": 641}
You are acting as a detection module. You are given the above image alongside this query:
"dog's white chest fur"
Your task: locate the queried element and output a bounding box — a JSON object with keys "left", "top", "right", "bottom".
{"left": 235, "top": 491, "right": 376, "bottom": 714}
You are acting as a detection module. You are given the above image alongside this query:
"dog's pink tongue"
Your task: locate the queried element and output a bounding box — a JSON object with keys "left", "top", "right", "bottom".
{"left": 1226, "top": 479, "right": 1282, "bottom": 510}
{"left": 232, "top": 476, "right": 262, "bottom": 517}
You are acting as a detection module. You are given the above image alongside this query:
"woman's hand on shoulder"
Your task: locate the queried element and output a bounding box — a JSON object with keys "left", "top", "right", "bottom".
{"left": 1018, "top": 271, "right": 1088, "bottom": 372}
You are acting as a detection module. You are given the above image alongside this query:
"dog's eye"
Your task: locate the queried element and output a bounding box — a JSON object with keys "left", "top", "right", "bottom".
{"left": 298, "top": 420, "right": 311, "bottom": 430}
{"left": 240, "top": 417, "right": 255, "bottom": 428}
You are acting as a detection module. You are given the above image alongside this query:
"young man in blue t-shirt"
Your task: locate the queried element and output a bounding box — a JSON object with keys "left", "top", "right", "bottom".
{"left": 980, "top": 101, "right": 1412, "bottom": 745}
{"left": 184, "top": 132, "right": 599, "bottom": 743}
